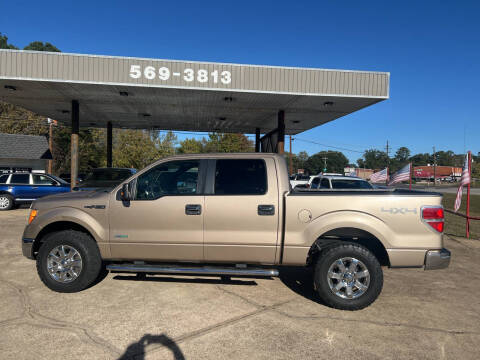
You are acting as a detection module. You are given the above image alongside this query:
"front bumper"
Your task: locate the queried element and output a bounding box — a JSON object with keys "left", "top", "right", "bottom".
{"left": 22, "top": 238, "right": 35, "bottom": 259}
{"left": 425, "top": 248, "right": 451, "bottom": 270}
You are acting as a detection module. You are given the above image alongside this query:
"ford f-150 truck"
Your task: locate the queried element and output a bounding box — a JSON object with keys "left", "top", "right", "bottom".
{"left": 21, "top": 153, "right": 450, "bottom": 310}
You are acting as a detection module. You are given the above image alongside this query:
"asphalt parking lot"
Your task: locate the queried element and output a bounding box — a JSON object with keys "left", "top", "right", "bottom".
{"left": 1, "top": 209, "right": 479, "bottom": 360}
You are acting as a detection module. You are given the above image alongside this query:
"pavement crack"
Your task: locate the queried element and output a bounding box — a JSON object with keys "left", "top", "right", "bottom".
{"left": 272, "top": 308, "right": 480, "bottom": 336}
{"left": 214, "top": 284, "right": 264, "bottom": 308}
{"left": 0, "top": 277, "right": 122, "bottom": 357}
{"left": 141, "top": 299, "right": 295, "bottom": 359}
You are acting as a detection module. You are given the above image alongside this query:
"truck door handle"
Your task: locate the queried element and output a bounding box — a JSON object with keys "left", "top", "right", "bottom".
{"left": 258, "top": 204, "right": 275, "bottom": 216}
{"left": 185, "top": 204, "right": 202, "bottom": 215}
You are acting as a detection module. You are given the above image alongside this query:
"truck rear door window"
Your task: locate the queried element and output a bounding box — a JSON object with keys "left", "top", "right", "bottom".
{"left": 214, "top": 159, "right": 267, "bottom": 195}
{"left": 10, "top": 174, "right": 30, "bottom": 184}
{"left": 0, "top": 174, "right": 8, "bottom": 183}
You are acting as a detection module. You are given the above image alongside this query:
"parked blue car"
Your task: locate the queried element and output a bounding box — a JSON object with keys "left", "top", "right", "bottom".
{"left": 0, "top": 173, "right": 70, "bottom": 211}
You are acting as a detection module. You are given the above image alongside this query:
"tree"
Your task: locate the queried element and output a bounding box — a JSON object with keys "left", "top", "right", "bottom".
{"left": 0, "top": 33, "right": 18, "bottom": 49}
{"left": 435, "top": 150, "right": 455, "bottom": 166}
{"left": 202, "top": 133, "right": 253, "bottom": 153}
{"left": 178, "top": 138, "right": 204, "bottom": 154}
{"left": 394, "top": 147, "right": 411, "bottom": 163}
{"left": 358, "top": 149, "right": 389, "bottom": 170}
{"left": 409, "top": 153, "right": 433, "bottom": 167}
{"left": 23, "top": 41, "right": 60, "bottom": 52}
{"left": 291, "top": 151, "right": 309, "bottom": 173}
{"left": 305, "top": 151, "right": 348, "bottom": 174}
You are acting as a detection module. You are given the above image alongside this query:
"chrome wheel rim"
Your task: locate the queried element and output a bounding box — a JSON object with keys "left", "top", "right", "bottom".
{"left": 47, "top": 245, "right": 83, "bottom": 283}
{"left": 327, "top": 257, "right": 370, "bottom": 299}
{"left": 0, "top": 196, "right": 10, "bottom": 209}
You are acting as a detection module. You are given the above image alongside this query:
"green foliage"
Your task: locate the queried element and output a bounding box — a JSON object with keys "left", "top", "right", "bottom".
{"left": 178, "top": 133, "right": 253, "bottom": 154}
{"left": 394, "top": 147, "right": 410, "bottom": 163}
{"left": 0, "top": 33, "right": 18, "bottom": 49}
{"left": 291, "top": 151, "right": 309, "bottom": 173}
{"left": 178, "top": 138, "right": 204, "bottom": 154}
{"left": 304, "top": 151, "right": 348, "bottom": 174}
{"left": 23, "top": 41, "right": 60, "bottom": 52}
{"left": 358, "top": 149, "right": 389, "bottom": 170}
{"left": 203, "top": 133, "right": 253, "bottom": 153}
{"left": 112, "top": 130, "right": 177, "bottom": 170}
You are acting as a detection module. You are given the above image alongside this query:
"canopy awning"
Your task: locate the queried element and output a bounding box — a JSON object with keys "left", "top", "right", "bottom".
{"left": 0, "top": 50, "right": 389, "bottom": 134}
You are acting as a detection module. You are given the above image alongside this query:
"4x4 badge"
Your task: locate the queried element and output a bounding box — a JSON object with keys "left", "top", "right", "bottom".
{"left": 381, "top": 207, "right": 417, "bottom": 215}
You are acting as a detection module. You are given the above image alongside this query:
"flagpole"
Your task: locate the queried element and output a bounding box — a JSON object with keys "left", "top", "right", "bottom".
{"left": 409, "top": 163, "right": 412, "bottom": 190}
{"left": 466, "top": 151, "right": 472, "bottom": 238}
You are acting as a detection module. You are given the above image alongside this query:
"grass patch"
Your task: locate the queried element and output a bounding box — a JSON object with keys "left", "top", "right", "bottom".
{"left": 442, "top": 193, "right": 480, "bottom": 240}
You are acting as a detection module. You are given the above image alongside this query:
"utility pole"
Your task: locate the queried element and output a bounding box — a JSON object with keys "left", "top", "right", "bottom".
{"left": 289, "top": 135, "right": 293, "bottom": 175}
{"left": 433, "top": 146, "right": 437, "bottom": 187}
{"left": 386, "top": 140, "right": 390, "bottom": 166}
{"left": 386, "top": 140, "right": 390, "bottom": 186}
{"left": 322, "top": 156, "right": 328, "bottom": 173}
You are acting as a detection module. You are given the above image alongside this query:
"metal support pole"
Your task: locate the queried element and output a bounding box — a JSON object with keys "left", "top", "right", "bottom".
{"left": 48, "top": 121, "right": 53, "bottom": 174}
{"left": 277, "top": 110, "right": 285, "bottom": 154}
{"left": 289, "top": 135, "right": 293, "bottom": 175}
{"left": 255, "top": 128, "right": 261, "bottom": 153}
{"left": 107, "top": 121, "right": 113, "bottom": 168}
{"left": 70, "top": 100, "right": 79, "bottom": 190}
{"left": 466, "top": 151, "right": 472, "bottom": 238}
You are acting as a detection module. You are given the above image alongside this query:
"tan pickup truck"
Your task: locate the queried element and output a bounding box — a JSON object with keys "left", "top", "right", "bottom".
{"left": 22, "top": 153, "right": 450, "bottom": 310}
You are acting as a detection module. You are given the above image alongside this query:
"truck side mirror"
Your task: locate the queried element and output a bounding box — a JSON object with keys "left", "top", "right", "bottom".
{"left": 120, "top": 183, "right": 131, "bottom": 201}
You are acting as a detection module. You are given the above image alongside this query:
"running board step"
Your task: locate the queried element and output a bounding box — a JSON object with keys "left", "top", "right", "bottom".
{"left": 106, "top": 264, "right": 279, "bottom": 277}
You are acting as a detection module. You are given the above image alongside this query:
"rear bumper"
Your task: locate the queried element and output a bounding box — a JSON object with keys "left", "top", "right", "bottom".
{"left": 22, "top": 238, "right": 35, "bottom": 260}
{"left": 424, "top": 248, "right": 451, "bottom": 270}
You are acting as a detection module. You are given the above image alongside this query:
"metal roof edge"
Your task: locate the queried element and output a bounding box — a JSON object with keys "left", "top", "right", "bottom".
{"left": 0, "top": 75, "right": 389, "bottom": 100}
{"left": 0, "top": 49, "right": 391, "bottom": 76}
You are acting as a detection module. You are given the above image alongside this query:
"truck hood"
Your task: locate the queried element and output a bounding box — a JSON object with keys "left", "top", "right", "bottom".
{"left": 32, "top": 189, "right": 111, "bottom": 210}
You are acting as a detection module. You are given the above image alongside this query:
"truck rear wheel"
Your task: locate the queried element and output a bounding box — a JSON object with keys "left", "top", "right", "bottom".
{"left": 313, "top": 243, "right": 383, "bottom": 310}
{"left": 36, "top": 230, "right": 102, "bottom": 293}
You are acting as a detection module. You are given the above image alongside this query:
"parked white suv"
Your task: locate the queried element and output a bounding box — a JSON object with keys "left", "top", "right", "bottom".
{"left": 310, "top": 175, "right": 373, "bottom": 190}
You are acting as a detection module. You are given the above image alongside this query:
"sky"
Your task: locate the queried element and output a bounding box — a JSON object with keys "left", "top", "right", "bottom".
{"left": 1, "top": 0, "right": 479, "bottom": 163}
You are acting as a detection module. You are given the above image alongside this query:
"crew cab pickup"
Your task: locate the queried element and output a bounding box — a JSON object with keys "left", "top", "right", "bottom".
{"left": 22, "top": 153, "right": 450, "bottom": 310}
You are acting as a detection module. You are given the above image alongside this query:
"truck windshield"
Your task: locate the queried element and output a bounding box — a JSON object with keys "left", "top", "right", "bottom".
{"left": 331, "top": 180, "right": 372, "bottom": 189}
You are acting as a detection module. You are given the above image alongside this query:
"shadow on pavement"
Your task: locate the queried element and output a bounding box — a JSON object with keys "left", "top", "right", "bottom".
{"left": 118, "top": 333, "right": 185, "bottom": 360}
{"left": 112, "top": 274, "right": 258, "bottom": 286}
{"left": 279, "top": 266, "right": 326, "bottom": 305}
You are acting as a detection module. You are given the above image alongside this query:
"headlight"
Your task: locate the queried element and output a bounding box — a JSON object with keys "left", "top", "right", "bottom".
{"left": 28, "top": 209, "right": 38, "bottom": 224}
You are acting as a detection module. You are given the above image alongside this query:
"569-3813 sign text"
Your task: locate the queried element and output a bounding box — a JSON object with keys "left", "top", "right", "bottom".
{"left": 129, "top": 65, "right": 232, "bottom": 84}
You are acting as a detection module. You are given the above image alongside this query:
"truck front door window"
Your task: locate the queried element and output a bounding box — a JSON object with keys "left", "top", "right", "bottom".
{"left": 136, "top": 160, "right": 199, "bottom": 200}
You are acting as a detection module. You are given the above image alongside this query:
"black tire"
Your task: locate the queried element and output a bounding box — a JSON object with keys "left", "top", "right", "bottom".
{"left": 0, "top": 194, "right": 14, "bottom": 211}
{"left": 36, "top": 230, "right": 103, "bottom": 293}
{"left": 313, "top": 243, "right": 383, "bottom": 310}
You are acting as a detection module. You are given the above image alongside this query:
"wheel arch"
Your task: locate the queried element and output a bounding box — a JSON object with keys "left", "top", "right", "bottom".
{"left": 33, "top": 221, "right": 96, "bottom": 258}
{"left": 307, "top": 227, "right": 390, "bottom": 267}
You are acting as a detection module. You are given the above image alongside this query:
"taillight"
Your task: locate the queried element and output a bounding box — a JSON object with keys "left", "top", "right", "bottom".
{"left": 421, "top": 206, "right": 444, "bottom": 233}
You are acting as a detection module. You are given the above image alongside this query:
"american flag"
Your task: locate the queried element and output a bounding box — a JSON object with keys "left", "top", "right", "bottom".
{"left": 454, "top": 154, "right": 471, "bottom": 212}
{"left": 370, "top": 168, "right": 388, "bottom": 183}
{"left": 388, "top": 163, "right": 411, "bottom": 185}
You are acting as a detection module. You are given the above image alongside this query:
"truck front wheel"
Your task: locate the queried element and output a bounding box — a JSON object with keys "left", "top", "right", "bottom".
{"left": 36, "top": 230, "right": 102, "bottom": 293}
{"left": 313, "top": 243, "right": 383, "bottom": 310}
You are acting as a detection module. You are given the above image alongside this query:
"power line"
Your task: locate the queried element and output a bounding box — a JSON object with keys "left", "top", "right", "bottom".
{"left": 293, "top": 138, "right": 365, "bottom": 154}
